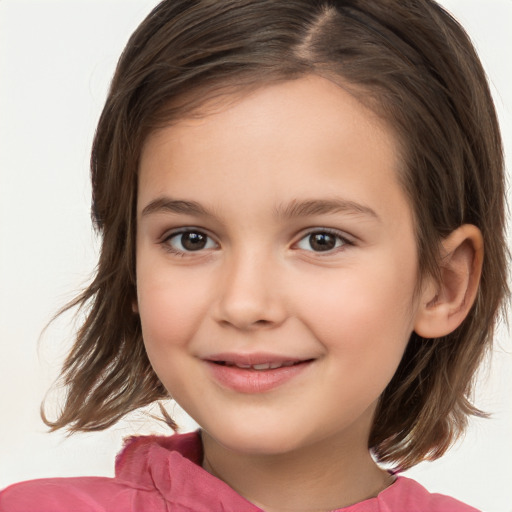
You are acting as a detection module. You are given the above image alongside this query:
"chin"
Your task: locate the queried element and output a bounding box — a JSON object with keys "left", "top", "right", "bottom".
{"left": 204, "top": 420, "right": 310, "bottom": 456}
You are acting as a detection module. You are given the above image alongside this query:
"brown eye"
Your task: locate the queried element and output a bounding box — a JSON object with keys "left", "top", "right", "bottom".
{"left": 181, "top": 232, "right": 207, "bottom": 250}
{"left": 165, "top": 230, "right": 217, "bottom": 253}
{"left": 296, "top": 231, "right": 347, "bottom": 252}
{"left": 309, "top": 233, "right": 336, "bottom": 251}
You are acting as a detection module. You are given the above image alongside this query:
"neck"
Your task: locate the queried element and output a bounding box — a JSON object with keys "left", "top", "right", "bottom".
{"left": 201, "top": 429, "right": 393, "bottom": 512}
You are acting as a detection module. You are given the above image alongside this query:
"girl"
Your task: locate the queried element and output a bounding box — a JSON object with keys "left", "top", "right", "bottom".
{"left": 0, "top": 1, "right": 509, "bottom": 511}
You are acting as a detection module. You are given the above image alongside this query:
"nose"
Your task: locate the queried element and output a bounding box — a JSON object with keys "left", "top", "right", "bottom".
{"left": 214, "top": 249, "right": 287, "bottom": 330}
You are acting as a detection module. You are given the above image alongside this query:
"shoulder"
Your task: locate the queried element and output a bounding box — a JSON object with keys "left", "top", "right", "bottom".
{"left": 372, "top": 476, "right": 480, "bottom": 512}
{"left": 0, "top": 432, "right": 207, "bottom": 512}
{"left": 0, "top": 476, "right": 125, "bottom": 512}
{"left": 0, "top": 472, "right": 167, "bottom": 512}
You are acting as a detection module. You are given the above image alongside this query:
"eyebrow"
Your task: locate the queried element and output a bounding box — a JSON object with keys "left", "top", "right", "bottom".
{"left": 141, "top": 196, "right": 379, "bottom": 221}
{"left": 141, "top": 198, "right": 211, "bottom": 218}
{"left": 274, "top": 198, "right": 379, "bottom": 220}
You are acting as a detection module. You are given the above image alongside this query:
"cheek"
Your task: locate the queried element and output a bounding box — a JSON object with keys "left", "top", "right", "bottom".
{"left": 136, "top": 265, "right": 211, "bottom": 354}
{"left": 136, "top": 269, "right": 212, "bottom": 398}
{"left": 293, "top": 255, "right": 418, "bottom": 359}
{"left": 299, "top": 271, "right": 417, "bottom": 416}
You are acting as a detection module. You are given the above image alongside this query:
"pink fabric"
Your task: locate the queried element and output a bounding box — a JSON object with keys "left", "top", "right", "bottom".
{"left": 0, "top": 432, "right": 479, "bottom": 511}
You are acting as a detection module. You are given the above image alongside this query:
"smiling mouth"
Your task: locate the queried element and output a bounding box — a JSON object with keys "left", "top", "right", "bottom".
{"left": 206, "top": 357, "right": 314, "bottom": 393}
{"left": 210, "top": 359, "right": 313, "bottom": 372}
{"left": 211, "top": 360, "right": 309, "bottom": 370}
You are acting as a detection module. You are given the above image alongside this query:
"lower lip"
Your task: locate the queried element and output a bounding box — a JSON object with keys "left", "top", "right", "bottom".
{"left": 206, "top": 361, "right": 312, "bottom": 393}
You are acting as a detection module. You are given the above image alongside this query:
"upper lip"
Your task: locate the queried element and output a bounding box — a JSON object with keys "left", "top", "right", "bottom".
{"left": 204, "top": 352, "right": 310, "bottom": 366}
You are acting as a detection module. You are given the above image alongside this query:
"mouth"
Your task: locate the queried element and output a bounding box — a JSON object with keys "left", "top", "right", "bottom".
{"left": 204, "top": 354, "right": 315, "bottom": 393}
{"left": 210, "top": 360, "right": 309, "bottom": 370}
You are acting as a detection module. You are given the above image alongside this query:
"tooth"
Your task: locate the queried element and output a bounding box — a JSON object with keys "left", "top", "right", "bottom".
{"left": 269, "top": 362, "right": 282, "bottom": 369}
{"left": 252, "top": 363, "right": 271, "bottom": 370}
{"left": 282, "top": 361, "right": 295, "bottom": 367}
{"left": 235, "top": 363, "right": 252, "bottom": 369}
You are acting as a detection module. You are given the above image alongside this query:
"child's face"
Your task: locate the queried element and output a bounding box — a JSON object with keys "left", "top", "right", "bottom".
{"left": 135, "top": 75, "right": 425, "bottom": 456}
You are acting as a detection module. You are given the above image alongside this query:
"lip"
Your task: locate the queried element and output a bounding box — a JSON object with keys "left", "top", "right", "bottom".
{"left": 204, "top": 352, "right": 314, "bottom": 393}
{"left": 206, "top": 352, "right": 305, "bottom": 366}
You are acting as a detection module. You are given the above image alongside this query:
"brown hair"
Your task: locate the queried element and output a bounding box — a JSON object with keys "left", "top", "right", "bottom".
{"left": 44, "top": 0, "right": 508, "bottom": 470}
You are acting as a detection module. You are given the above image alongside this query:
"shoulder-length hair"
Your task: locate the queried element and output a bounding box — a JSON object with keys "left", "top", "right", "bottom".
{"left": 44, "top": 0, "right": 508, "bottom": 471}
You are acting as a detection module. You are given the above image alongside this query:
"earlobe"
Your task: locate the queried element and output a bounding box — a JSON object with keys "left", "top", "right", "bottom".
{"left": 414, "top": 224, "right": 483, "bottom": 339}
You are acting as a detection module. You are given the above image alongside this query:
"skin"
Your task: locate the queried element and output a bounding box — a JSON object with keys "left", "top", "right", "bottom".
{"left": 134, "top": 75, "right": 479, "bottom": 511}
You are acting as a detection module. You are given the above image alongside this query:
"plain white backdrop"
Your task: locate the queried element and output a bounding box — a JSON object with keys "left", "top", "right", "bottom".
{"left": 0, "top": 1, "right": 511, "bottom": 510}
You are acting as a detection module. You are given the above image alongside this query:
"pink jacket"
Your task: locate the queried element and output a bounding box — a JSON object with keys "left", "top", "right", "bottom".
{"left": 0, "top": 432, "right": 479, "bottom": 511}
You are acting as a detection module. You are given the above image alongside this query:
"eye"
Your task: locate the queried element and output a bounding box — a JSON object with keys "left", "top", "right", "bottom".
{"left": 163, "top": 230, "right": 217, "bottom": 253}
{"left": 295, "top": 230, "right": 348, "bottom": 252}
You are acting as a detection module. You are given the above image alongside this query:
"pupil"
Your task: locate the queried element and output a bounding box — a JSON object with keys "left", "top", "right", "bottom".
{"left": 182, "top": 232, "right": 207, "bottom": 251}
{"left": 310, "top": 233, "right": 335, "bottom": 251}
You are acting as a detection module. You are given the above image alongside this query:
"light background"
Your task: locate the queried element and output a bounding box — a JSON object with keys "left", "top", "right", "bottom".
{"left": 0, "top": 1, "right": 511, "bottom": 510}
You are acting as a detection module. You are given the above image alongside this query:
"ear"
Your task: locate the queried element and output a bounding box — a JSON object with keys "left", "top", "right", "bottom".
{"left": 414, "top": 224, "right": 483, "bottom": 339}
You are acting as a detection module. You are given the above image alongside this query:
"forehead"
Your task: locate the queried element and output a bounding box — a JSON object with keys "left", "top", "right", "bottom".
{"left": 137, "top": 75, "right": 409, "bottom": 225}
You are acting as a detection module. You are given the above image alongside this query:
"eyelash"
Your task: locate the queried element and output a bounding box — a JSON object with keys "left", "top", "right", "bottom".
{"left": 294, "top": 228, "right": 353, "bottom": 254}
{"left": 161, "top": 229, "right": 218, "bottom": 256}
{"left": 160, "top": 227, "right": 353, "bottom": 256}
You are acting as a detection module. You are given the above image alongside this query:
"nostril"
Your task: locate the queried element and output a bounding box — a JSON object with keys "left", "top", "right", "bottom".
{"left": 215, "top": 289, "right": 287, "bottom": 330}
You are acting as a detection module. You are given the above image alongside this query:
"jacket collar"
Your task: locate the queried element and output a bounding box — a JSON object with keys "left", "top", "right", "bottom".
{"left": 115, "top": 431, "right": 261, "bottom": 511}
